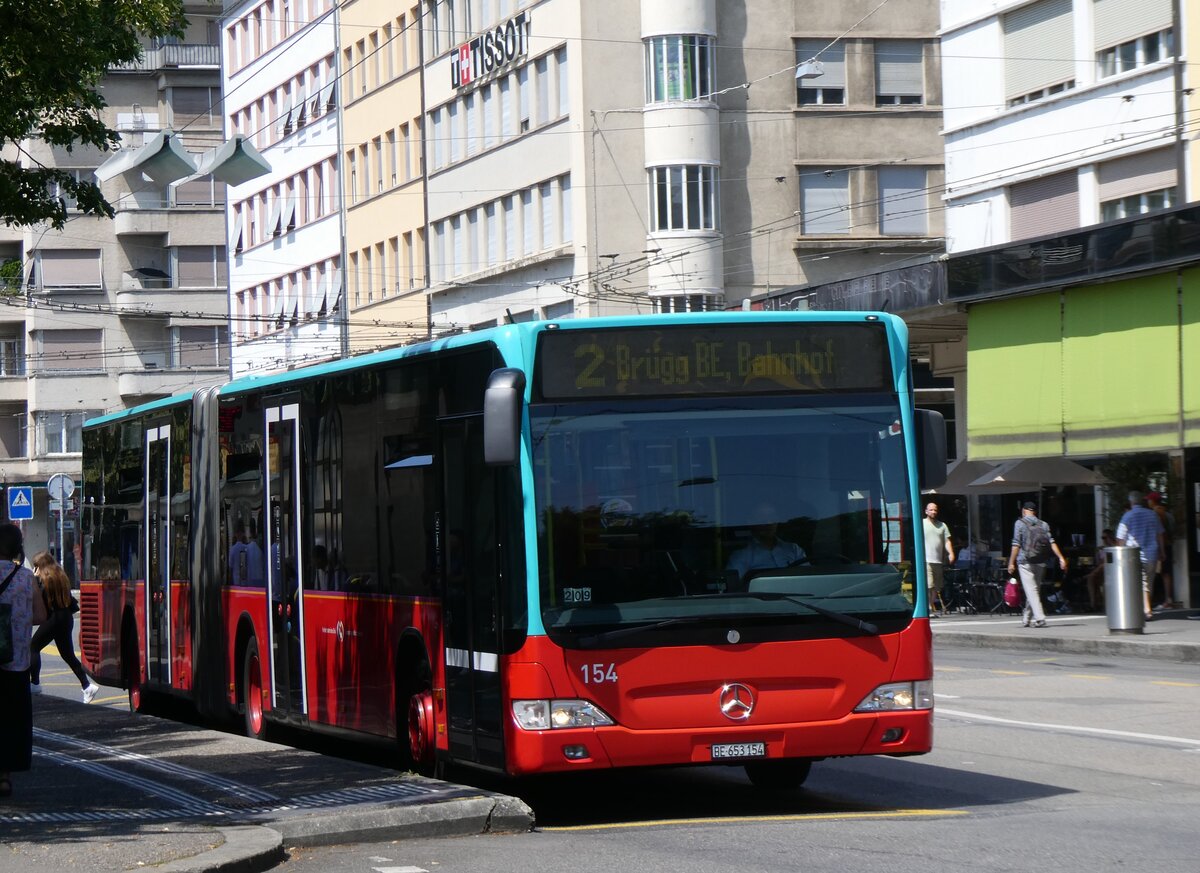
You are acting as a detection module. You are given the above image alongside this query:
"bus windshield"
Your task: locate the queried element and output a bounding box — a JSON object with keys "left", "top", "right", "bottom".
{"left": 531, "top": 394, "right": 917, "bottom": 647}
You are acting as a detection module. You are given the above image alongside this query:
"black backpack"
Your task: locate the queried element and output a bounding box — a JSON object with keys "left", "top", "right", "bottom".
{"left": 1022, "top": 518, "right": 1053, "bottom": 563}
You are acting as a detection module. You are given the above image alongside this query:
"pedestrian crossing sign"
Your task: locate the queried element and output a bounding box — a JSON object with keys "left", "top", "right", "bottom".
{"left": 8, "top": 486, "right": 33, "bottom": 521}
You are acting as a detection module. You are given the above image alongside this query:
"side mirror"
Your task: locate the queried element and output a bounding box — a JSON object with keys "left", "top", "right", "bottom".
{"left": 483, "top": 368, "right": 525, "bottom": 465}
{"left": 914, "top": 409, "right": 947, "bottom": 490}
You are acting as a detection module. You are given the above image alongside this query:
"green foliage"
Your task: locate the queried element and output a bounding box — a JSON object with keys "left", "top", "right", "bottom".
{"left": 0, "top": 258, "right": 21, "bottom": 294}
{"left": 0, "top": 0, "right": 187, "bottom": 229}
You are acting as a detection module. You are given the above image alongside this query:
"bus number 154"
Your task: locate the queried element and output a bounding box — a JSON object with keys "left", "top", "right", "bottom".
{"left": 581, "top": 663, "right": 618, "bottom": 685}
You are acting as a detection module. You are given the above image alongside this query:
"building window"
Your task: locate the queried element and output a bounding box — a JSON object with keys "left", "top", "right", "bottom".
{"left": 175, "top": 245, "right": 228, "bottom": 287}
{"left": 795, "top": 39, "right": 845, "bottom": 106}
{"left": 174, "top": 326, "right": 230, "bottom": 368}
{"left": 878, "top": 166, "right": 928, "bottom": 235}
{"left": 35, "top": 249, "right": 102, "bottom": 291}
{"left": 1100, "top": 187, "right": 1175, "bottom": 221}
{"left": 36, "top": 410, "right": 101, "bottom": 455}
{"left": 37, "top": 329, "right": 102, "bottom": 373}
{"left": 1097, "top": 29, "right": 1172, "bottom": 78}
{"left": 1003, "top": 0, "right": 1074, "bottom": 107}
{"left": 874, "top": 40, "right": 923, "bottom": 106}
{"left": 171, "top": 87, "right": 219, "bottom": 128}
{"left": 645, "top": 35, "right": 714, "bottom": 103}
{"left": 1006, "top": 79, "right": 1075, "bottom": 107}
{"left": 653, "top": 294, "right": 725, "bottom": 313}
{"left": 0, "top": 335, "right": 24, "bottom": 377}
{"left": 799, "top": 169, "right": 850, "bottom": 234}
{"left": 649, "top": 165, "right": 718, "bottom": 232}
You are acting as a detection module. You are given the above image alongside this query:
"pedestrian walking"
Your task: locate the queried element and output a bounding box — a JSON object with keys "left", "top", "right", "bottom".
{"left": 0, "top": 523, "right": 47, "bottom": 797}
{"left": 1007, "top": 501, "right": 1068, "bottom": 628}
{"left": 1116, "top": 490, "right": 1165, "bottom": 621}
{"left": 29, "top": 552, "right": 99, "bottom": 703}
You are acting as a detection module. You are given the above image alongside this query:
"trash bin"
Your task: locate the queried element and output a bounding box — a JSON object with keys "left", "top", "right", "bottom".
{"left": 1104, "top": 546, "right": 1144, "bottom": 634}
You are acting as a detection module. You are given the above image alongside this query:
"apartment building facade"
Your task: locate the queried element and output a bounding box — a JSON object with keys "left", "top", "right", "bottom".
{"left": 0, "top": 6, "right": 229, "bottom": 568}
{"left": 222, "top": 0, "right": 345, "bottom": 376}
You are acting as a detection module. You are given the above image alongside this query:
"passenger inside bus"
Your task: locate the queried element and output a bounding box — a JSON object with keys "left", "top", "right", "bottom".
{"left": 726, "top": 502, "right": 809, "bottom": 585}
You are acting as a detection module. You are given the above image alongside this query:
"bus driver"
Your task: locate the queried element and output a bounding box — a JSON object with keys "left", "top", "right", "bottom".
{"left": 727, "top": 502, "right": 809, "bottom": 582}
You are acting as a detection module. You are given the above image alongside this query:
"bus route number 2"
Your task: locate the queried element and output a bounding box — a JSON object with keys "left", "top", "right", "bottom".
{"left": 581, "top": 663, "right": 618, "bottom": 685}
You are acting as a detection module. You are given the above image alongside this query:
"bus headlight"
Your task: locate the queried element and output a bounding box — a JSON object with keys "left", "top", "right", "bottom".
{"left": 854, "top": 681, "right": 933, "bottom": 712}
{"left": 512, "top": 699, "right": 615, "bottom": 730}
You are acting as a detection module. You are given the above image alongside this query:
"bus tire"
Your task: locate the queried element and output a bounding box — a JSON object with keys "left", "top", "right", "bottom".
{"left": 241, "top": 637, "right": 268, "bottom": 741}
{"left": 407, "top": 688, "right": 436, "bottom": 775}
{"left": 744, "top": 758, "right": 813, "bottom": 791}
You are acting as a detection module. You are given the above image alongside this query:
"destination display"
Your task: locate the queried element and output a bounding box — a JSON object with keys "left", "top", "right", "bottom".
{"left": 535, "top": 323, "right": 891, "bottom": 399}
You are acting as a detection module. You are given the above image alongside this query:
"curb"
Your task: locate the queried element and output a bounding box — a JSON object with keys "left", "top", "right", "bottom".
{"left": 269, "top": 794, "right": 536, "bottom": 848}
{"left": 933, "top": 630, "right": 1200, "bottom": 663}
{"left": 155, "top": 825, "right": 284, "bottom": 873}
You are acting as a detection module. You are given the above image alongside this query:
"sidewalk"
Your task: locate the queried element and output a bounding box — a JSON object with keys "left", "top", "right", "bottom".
{"left": 930, "top": 606, "right": 1200, "bottom": 663}
{"left": 1, "top": 697, "right": 533, "bottom": 873}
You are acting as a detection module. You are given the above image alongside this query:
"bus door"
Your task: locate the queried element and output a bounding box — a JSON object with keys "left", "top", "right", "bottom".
{"left": 144, "top": 423, "right": 171, "bottom": 687}
{"left": 438, "top": 415, "right": 505, "bottom": 769}
{"left": 264, "top": 401, "right": 307, "bottom": 718}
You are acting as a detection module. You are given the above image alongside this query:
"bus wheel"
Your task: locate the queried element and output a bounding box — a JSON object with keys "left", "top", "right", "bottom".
{"left": 407, "top": 689, "right": 436, "bottom": 775}
{"left": 123, "top": 632, "right": 146, "bottom": 713}
{"left": 744, "top": 759, "right": 813, "bottom": 791}
{"left": 242, "top": 638, "right": 268, "bottom": 741}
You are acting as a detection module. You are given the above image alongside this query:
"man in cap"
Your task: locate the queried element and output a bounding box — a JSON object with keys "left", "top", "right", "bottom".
{"left": 1007, "top": 501, "right": 1068, "bottom": 628}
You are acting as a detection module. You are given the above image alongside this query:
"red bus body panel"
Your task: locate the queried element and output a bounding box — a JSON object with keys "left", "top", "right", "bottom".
{"left": 502, "top": 620, "right": 932, "bottom": 775}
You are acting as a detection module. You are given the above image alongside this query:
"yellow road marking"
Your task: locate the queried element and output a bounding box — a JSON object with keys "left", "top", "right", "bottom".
{"left": 542, "top": 809, "right": 968, "bottom": 832}
{"left": 94, "top": 694, "right": 128, "bottom": 705}
{"left": 1023, "top": 657, "right": 1059, "bottom": 663}
{"left": 936, "top": 666, "right": 964, "bottom": 672}
{"left": 1152, "top": 681, "right": 1200, "bottom": 687}
{"left": 1067, "top": 674, "right": 1112, "bottom": 681}
{"left": 991, "top": 670, "right": 1030, "bottom": 676}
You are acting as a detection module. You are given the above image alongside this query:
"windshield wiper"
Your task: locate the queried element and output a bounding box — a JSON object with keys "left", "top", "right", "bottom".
{"left": 741, "top": 591, "right": 880, "bottom": 635}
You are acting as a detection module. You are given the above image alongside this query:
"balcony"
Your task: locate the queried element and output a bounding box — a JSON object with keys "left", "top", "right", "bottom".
{"left": 112, "top": 44, "right": 220, "bottom": 72}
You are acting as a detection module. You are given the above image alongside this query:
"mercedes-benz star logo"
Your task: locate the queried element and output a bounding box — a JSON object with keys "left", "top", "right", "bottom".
{"left": 719, "top": 682, "right": 755, "bottom": 721}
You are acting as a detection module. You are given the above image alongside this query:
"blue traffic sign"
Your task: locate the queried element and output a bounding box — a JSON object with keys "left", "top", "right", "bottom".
{"left": 7, "top": 486, "right": 33, "bottom": 521}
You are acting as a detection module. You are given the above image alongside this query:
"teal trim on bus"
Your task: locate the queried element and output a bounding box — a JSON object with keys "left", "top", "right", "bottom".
{"left": 85, "top": 392, "right": 194, "bottom": 429}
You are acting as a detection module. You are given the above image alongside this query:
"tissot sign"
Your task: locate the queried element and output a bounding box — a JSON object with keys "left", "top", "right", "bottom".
{"left": 450, "top": 11, "right": 531, "bottom": 90}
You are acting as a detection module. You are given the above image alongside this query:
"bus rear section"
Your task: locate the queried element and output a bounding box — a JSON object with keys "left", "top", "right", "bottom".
{"left": 504, "top": 316, "right": 938, "bottom": 784}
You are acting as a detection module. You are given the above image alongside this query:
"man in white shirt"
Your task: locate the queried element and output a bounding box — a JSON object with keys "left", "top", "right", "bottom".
{"left": 923, "top": 503, "right": 954, "bottom": 616}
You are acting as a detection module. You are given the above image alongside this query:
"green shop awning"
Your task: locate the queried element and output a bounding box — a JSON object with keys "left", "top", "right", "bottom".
{"left": 967, "top": 275, "right": 1186, "bottom": 460}
{"left": 967, "top": 293, "right": 1062, "bottom": 459}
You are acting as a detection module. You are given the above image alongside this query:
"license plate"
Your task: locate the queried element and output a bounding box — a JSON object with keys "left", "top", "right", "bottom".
{"left": 711, "top": 741, "right": 766, "bottom": 760}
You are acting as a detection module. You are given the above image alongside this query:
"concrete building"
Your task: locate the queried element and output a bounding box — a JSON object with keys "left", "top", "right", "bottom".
{"left": 942, "top": 0, "right": 1180, "bottom": 253}
{"left": 0, "top": 6, "right": 229, "bottom": 568}
{"left": 222, "top": 0, "right": 344, "bottom": 376}
{"left": 340, "top": 0, "right": 430, "bottom": 354}
{"left": 410, "top": 0, "right": 946, "bottom": 333}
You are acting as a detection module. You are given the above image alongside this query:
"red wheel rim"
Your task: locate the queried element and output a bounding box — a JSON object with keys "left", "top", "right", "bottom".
{"left": 408, "top": 690, "right": 434, "bottom": 765}
{"left": 128, "top": 678, "right": 142, "bottom": 712}
{"left": 247, "top": 650, "right": 264, "bottom": 737}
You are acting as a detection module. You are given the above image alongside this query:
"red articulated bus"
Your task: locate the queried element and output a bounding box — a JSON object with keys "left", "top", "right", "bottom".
{"left": 79, "top": 312, "right": 945, "bottom": 788}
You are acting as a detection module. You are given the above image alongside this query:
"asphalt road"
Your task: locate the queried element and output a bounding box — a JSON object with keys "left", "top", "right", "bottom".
{"left": 280, "top": 646, "right": 1200, "bottom": 873}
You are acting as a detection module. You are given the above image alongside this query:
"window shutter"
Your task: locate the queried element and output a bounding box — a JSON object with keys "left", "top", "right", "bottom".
{"left": 875, "top": 40, "right": 923, "bottom": 96}
{"left": 40, "top": 329, "right": 102, "bottom": 371}
{"left": 795, "top": 39, "right": 845, "bottom": 89}
{"left": 1010, "top": 170, "right": 1079, "bottom": 239}
{"left": 1004, "top": 0, "right": 1074, "bottom": 98}
{"left": 801, "top": 170, "right": 850, "bottom": 234}
{"left": 176, "top": 246, "right": 216, "bottom": 286}
{"left": 1098, "top": 148, "right": 1177, "bottom": 201}
{"left": 1094, "top": 0, "right": 1171, "bottom": 50}
{"left": 177, "top": 326, "right": 215, "bottom": 368}
{"left": 878, "top": 166, "right": 928, "bottom": 235}
{"left": 39, "top": 250, "right": 101, "bottom": 287}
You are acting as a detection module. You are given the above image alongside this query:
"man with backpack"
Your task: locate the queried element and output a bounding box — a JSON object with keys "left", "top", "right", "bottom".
{"left": 1007, "top": 501, "right": 1069, "bottom": 628}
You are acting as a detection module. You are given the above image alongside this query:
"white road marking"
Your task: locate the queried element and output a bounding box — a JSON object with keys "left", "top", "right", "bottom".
{"left": 373, "top": 868, "right": 428, "bottom": 873}
{"left": 934, "top": 692, "right": 961, "bottom": 699}
{"left": 937, "top": 707, "right": 1200, "bottom": 747}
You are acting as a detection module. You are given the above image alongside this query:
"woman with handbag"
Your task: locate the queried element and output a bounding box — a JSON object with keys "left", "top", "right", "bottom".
{"left": 0, "top": 523, "right": 47, "bottom": 797}
{"left": 29, "top": 552, "right": 99, "bottom": 703}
